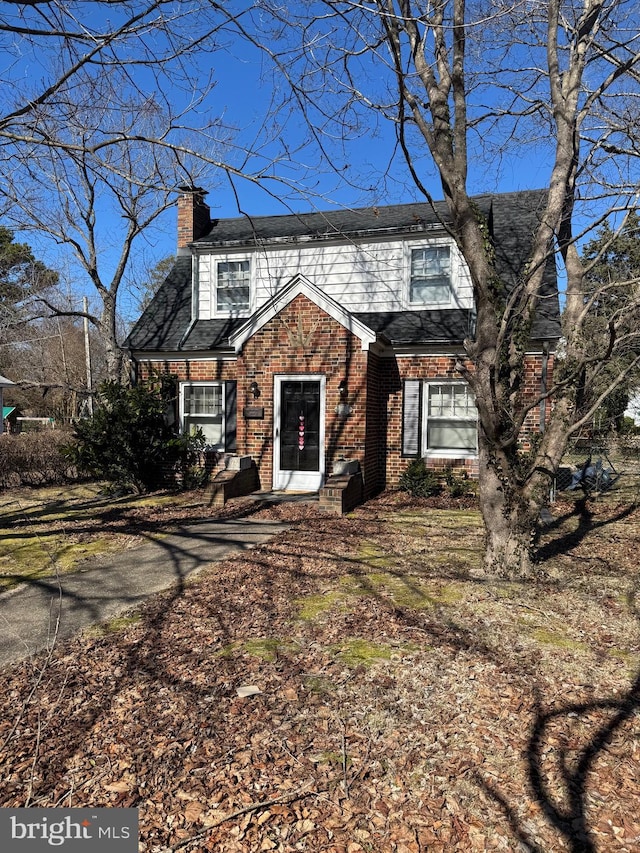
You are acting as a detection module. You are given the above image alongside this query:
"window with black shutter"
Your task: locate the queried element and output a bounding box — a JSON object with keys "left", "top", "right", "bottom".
{"left": 401, "top": 379, "right": 422, "bottom": 457}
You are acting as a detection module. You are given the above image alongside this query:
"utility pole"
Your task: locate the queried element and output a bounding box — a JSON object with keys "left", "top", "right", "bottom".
{"left": 83, "top": 297, "right": 94, "bottom": 416}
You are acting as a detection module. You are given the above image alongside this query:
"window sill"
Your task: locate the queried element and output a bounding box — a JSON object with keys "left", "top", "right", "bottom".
{"left": 406, "top": 301, "right": 453, "bottom": 310}
{"left": 423, "top": 449, "right": 478, "bottom": 458}
{"left": 212, "top": 311, "right": 252, "bottom": 320}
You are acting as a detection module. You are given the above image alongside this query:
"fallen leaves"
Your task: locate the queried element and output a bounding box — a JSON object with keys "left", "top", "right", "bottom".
{"left": 0, "top": 483, "right": 639, "bottom": 851}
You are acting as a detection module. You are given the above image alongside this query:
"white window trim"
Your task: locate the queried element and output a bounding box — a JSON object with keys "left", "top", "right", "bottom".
{"left": 179, "top": 381, "right": 226, "bottom": 450}
{"left": 273, "top": 374, "right": 326, "bottom": 491}
{"left": 405, "top": 239, "right": 454, "bottom": 309}
{"left": 198, "top": 254, "right": 254, "bottom": 319}
{"left": 422, "top": 380, "right": 478, "bottom": 457}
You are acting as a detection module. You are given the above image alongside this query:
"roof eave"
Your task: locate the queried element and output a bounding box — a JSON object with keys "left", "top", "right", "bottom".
{"left": 190, "top": 221, "right": 448, "bottom": 251}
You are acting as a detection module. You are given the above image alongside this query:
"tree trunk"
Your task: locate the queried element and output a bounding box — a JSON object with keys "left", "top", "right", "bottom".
{"left": 477, "top": 437, "right": 543, "bottom": 580}
{"left": 100, "top": 295, "right": 123, "bottom": 383}
{"left": 104, "top": 339, "right": 123, "bottom": 384}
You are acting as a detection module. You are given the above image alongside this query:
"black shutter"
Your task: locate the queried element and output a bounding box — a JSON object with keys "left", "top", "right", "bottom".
{"left": 401, "top": 379, "right": 422, "bottom": 457}
{"left": 224, "top": 381, "right": 237, "bottom": 452}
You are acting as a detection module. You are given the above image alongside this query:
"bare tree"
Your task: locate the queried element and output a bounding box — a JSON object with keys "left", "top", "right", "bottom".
{"left": 252, "top": 0, "right": 640, "bottom": 576}
{"left": 3, "top": 315, "right": 98, "bottom": 421}
{"left": 0, "top": 2, "right": 228, "bottom": 382}
{"left": 1, "top": 89, "right": 204, "bottom": 381}
{"left": 0, "top": 0, "right": 321, "bottom": 207}
{"left": 0, "top": 1, "right": 224, "bottom": 154}
{"left": 0, "top": 1, "right": 331, "bottom": 384}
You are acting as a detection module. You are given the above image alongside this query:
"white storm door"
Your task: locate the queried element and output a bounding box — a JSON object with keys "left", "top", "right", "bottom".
{"left": 273, "top": 375, "right": 325, "bottom": 491}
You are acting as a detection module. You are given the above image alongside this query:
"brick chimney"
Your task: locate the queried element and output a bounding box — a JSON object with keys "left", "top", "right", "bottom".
{"left": 177, "top": 186, "right": 211, "bottom": 249}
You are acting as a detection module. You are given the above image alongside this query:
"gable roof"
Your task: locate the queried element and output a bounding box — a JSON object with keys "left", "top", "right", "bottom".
{"left": 229, "top": 274, "right": 378, "bottom": 353}
{"left": 125, "top": 189, "right": 560, "bottom": 353}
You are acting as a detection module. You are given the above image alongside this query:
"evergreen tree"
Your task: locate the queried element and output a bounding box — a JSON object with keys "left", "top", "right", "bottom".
{"left": 66, "top": 377, "right": 205, "bottom": 493}
{"left": 0, "top": 226, "right": 58, "bottom": 331}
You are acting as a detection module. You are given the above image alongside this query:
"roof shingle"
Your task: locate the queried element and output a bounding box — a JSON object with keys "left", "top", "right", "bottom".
{"left": 125, "top": 189, "right": 560, "bottom": 352}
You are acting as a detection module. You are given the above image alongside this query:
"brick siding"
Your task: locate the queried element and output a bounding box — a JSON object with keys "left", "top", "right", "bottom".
{"left": 137, "top": 303, "right": 554, "bottom": 495}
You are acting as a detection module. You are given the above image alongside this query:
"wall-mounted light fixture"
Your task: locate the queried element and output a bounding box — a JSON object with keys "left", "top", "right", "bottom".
{"left": 249, "top": 381, "right": 260, "bottom": 398}
{"left": 335, "top": 379, "right": 352, "bottom": 419}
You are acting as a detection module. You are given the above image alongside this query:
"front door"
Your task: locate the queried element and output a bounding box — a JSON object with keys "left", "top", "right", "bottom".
{"left": 273, "top": 376, "right": 325, "bottom": 490}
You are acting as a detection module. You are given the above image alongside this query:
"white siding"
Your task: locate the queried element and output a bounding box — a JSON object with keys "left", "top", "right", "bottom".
{"left": 196, "top": 235, "right": 473, "bottom": 320}
{"left": 197, "top": 254, "right": 212, "bottom": 317}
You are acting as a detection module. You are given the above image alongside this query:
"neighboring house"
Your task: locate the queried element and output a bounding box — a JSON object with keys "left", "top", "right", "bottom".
{"left": 0, "top": 375, "right": 15, "bottom": 436}
{"left": 126, "top": 188, "right": 560, "bottom": 499}
{"left": 625, "top": 392, "right": 640, "bottom": 427}
{"left": 2, "top": 406, "right": 21, "bottom": 434}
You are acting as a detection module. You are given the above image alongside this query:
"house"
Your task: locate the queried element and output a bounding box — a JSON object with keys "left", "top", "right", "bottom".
{"left": 125, "top": 188, "right": 560, "bottom": 505}
{"left": 0, "top": 375, "right": 15, "bottom": 435}
{"left": 624, "top": 391, "right": 640, "bottom": 427}
{"left": 2, "top": 406, "right": 21, "bottom": 434}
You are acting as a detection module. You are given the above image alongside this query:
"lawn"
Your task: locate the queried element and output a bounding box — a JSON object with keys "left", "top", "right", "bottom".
{"left": 0, "top": 483, "right": 219, "bottom": 589}
{"left": 0, "top": 471, "right": 639, "bottom": 852}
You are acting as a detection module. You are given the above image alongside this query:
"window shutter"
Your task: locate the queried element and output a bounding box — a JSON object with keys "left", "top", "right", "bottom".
{"left": 225, "top": 381, "right": 237, "bottom": 452}
{"left": 402, "top": 379, "right": 422, "bottom": 457}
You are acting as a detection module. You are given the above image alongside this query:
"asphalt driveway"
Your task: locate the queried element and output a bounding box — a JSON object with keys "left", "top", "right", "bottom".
{"left": 0, "top": 518, "right": 286, "bottom": 667}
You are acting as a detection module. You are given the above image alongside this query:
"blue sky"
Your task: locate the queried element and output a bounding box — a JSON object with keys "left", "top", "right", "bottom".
{"left": 204, "top": 37, "right": 551, "bottom": 221}
{"left": 4, "top": 4, "right": 558, "bottom": 325}
{"left": 5, "top": 0, "right": 639, "bottom": 331}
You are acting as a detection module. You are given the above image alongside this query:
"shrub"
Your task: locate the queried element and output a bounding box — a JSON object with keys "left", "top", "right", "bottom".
{"left": 620, "top": 416, "right": 640, "bottom": 436}
{"left": 0, "top": 430, "right": 74, "bottom": 487}
{"left": 64, "top": 378, "right": 205, "bottom": 493}
{"left": 398, "top": 458, "right": 441, "bottom": 498}
{"left": 442, "top": 466, "right": 471, "bottom": 498}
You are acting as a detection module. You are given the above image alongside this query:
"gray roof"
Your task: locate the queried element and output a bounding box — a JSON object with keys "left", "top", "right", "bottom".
{"left": 124, "top": 256, "right": 246, "bottom": 351}
{"left": 355, "top": 309, "right": 476, "bottom": 345}
{"left": 126, "top": 256, "right": 192, "bottom": 352}
{"left": 125, "top": 189, "right": 560, "bottom": 352}
{"left": 192, "top": 196, "right": 486, "bottom": 247}
{"left": 489, "top": 190, "right": 560, "bottom": 340}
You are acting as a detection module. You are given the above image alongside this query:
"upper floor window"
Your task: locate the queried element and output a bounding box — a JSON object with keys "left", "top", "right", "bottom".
{"left": 409, "top": 245, "right": 451, "bottom": 305}
{"left": 216, "top": 259, "right": 250, "bottom": 314}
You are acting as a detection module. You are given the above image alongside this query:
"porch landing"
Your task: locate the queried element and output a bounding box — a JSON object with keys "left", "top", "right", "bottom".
{"left": 238, "top": 490, "right": 319, "bottom": 505}
{"left": 207, "top": 468, "right": 364, "bottom": 515}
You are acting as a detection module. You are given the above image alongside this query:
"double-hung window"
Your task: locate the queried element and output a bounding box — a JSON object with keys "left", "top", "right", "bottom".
{"left": 425, "top": 383, "right": 477, "bottom": 452}
{"left": 216, "top": 259, "right": 250, "bottom": 314}
{"left": 402, "top": 380, "right": 477, "bottom": 456}
{"left": 409, "top": 245, "right": 452, "bottom": 305}
{"left": 181, "top": 382, "right": 224, "bottom": 448}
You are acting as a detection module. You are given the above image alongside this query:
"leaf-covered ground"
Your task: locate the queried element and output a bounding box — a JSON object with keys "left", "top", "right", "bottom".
{"left": 0, "top": 477, "right": 639, "bottom": 852}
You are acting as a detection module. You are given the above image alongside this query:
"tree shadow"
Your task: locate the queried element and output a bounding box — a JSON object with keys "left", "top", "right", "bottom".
{"left": 536, "top": 495, "right": 635, "bottom": 563}
{"left": 1, "top": 493, "right": 637, "bottom": 850}
{"left": 476, "top": 583, "right": 640, "bottom": 852}
{"left": 0, "top": 511, "right": 290, "bottom": 668}
{"left": 0, "top": 520, "right": 303, "bottom": 813}
{"left": 476, "top": 666, "right": 640, "bottom": 852}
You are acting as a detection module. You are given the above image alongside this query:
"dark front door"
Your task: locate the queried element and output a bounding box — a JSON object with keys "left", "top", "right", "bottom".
{"left": 279, "top": 380, "right": 321, "bottom": 473}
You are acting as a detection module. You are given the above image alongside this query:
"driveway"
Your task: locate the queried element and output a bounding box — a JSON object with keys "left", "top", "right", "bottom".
{"left": 0, "top": 518, "right": 286, "bottom": 667}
